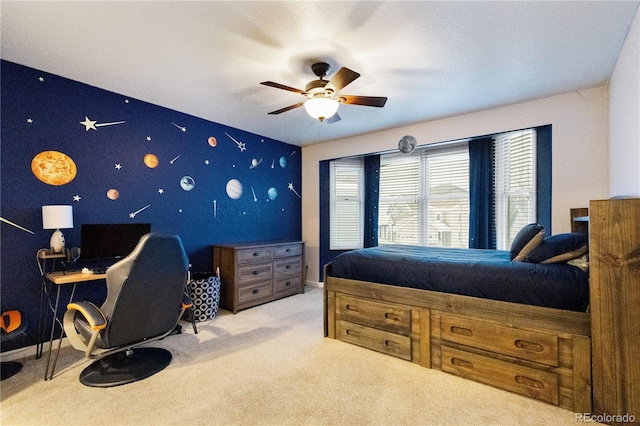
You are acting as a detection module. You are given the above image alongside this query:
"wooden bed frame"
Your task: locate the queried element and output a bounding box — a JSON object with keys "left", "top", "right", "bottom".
{"left": 324, "top": 265, "right": 592, "bottom": 413}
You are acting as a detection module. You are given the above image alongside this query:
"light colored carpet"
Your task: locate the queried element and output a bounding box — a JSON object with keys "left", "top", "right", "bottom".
{"left": 1, "top": 286, "right": 589, "bottom": 425}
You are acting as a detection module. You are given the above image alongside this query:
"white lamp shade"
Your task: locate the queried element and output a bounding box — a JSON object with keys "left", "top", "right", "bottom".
{"left": 304, "top": 97, "right": 339, "bottom": 121}
{"left": 42, "top": 205, "right": 74, "bottom": 229}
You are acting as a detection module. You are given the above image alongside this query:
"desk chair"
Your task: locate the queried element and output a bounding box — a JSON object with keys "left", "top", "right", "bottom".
{"left": 63, "top": 233, "right": 191, "bottom": 387}
{"left": 1, "top": 310, "right": 27, "bottom": 381}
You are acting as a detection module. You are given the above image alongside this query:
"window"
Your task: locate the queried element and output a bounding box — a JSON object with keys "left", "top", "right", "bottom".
{"left": 378, "top": 143, "right": 469, "bottom": 247}
{"left": 422, "top": 146, "right": 470, "bottom": 247}
{"left": 329, "top": 158, "right": 364, "bottom": 250}
{"left": 378, "top": 153, "right": 420, "bottom": 245}
{"left": 494, "top": 130, "right": 536, "bottom": 250}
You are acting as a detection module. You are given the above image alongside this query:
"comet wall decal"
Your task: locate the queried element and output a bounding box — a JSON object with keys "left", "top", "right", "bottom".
{"left": 80, "top": 116, "right": 126, "bottom": 131}
{"left": 0, "top": 216, "right": 35, "bottom": 234}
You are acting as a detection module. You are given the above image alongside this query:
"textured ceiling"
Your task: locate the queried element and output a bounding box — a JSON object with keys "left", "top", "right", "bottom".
{"left": 1, "top": 1, "right": 638, "bottom": 146}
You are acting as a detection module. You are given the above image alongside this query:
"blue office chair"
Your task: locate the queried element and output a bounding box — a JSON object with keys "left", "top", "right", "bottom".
{"left": 63, "top": 233, "right": 191, "bottom": 387}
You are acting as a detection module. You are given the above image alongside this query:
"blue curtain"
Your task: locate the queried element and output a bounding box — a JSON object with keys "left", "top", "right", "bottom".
{"left": 468, "top": 137, "right": 496, "bottom": 249}
{"left": 536, "top": 125, "right": 552, "bottom": 232}
{"left": 364, "top": 155, "right": 380, "bottom": 248}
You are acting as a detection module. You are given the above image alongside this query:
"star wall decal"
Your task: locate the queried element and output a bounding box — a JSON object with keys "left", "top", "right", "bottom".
{"left": 158, "top": 188, "right": 164, "bottom": 194}
{"left": 146, "top": 136, "right": 152, "bottom": 141}
{"left": 73, "top": 195, "right": 81, "bottom": 202}
{"left": 27, "top": 118, "right": 33, "bottom": 124}
{"left": 115, "top": 163, "right": 122, "bottom": 170}
{"left": 80, "top": 116, "right": 126, "bottom": 131}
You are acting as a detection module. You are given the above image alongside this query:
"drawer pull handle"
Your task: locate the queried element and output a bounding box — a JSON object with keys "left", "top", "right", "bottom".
{"left": 345, "top": 329, "right": 359, "bottom": 338}
{"left": 345, "top": 304, "right": 359, "bottom": 312}
{"left": 252, "top": 252, "right": 260, "bottom": 257}
{"left": 515, "top": 339, "right": 544, "bottom": 353}
{"left": 285, "top": 248, "right": 291, "bottom": 252}
{"left": 515, "top": 375, "right": 544, "bottom": 389}
{"left": 450, "top": 326, "right": 474, "bottom": 337}
{"left": 384, "top": 340, "right": 400, "bottom": 349}
{"left": 451, "top": 357, "right": 474, "bottom": 369}
{"left": 252, "top": 270, "right": 260, "bottom": 275}
{"left": 284, "top": 281, "right": 291, "bottom": 286}
{"left": 252, "top": 288, "right": 260, "bottom": 294}
{"left": 384, "top": 312, "right": 401, "bottom": 322}
{"left": 285, "top": 265, "right": 292, "bottom": 269}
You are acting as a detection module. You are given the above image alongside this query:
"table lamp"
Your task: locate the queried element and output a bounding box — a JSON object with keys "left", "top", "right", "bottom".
{"left": 42, "top": 205, "right": 73, "bottom": 253}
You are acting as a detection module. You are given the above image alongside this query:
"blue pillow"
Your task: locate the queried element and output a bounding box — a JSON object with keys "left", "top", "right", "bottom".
{"left": 510, "top": 223, "right": 545, "bottom": 261}
{"left": 525, "top": 233, "right": 588, "bottom": 264}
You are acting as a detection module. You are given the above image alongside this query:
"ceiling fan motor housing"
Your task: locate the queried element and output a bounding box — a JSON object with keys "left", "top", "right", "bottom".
{"left": 305, "top": 79, "right": 333, "bottom": 98}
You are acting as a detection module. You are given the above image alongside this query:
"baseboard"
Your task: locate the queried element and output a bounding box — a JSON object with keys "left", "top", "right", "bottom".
{"left": 1, "top": 338, "right": 73, "bottom": 362}
{"left": 305, "top": 280, "right": 323, "bottom": 288}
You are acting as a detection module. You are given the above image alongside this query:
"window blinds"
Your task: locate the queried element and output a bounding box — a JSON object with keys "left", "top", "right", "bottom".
{"left": 329, "top": 157, "right": 365, "bottom": 250}
{"left": 494, "top": 129, "right": 536, "bottom": 249}
{"left": 378, "top": 144, "right": 469, "bottom": 247}
{"left": 422, "top": 146, "right": 470, "bottom": 247}
{"left": 379, "top": 153, "right": 420, "bottom": 245}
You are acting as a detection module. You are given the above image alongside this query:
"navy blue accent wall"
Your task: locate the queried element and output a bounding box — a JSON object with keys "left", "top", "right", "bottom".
{"left": 0, "top": 60, "right": 301, "bottom": 349}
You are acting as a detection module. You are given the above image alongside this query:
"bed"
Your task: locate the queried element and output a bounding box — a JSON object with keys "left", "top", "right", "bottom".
{"left": 324, "top": 232, "right": 592, "bottom": 412}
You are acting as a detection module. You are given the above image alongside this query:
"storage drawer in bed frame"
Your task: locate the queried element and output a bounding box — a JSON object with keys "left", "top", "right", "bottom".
{"left": 327, "top": 284, "right": 592, "bottom": 413}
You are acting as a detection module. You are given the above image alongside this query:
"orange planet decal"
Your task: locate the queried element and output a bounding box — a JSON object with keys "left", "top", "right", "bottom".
{"left": 31, "top": 150, "right": 77, "bottom": 186}
{"left": 208, "top": 136, "right": 217, "bottom": 147}
{"left": 107, "top": 189, "right": 120, "bottom": 200}
{"left": 143, "top": 153, "right": 159, "bottom": 168}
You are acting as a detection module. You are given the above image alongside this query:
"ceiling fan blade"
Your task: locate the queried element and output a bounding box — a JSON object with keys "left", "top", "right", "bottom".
{"left": 260, "top": 81, "right": 304, "bottom": 94}
{"left": 326, "top": 67, "right": 360, "bottom": 92}
{"left": 324, "top": 113, "right": 341, "bottom": 124}
{"left": 267, "top": 102, "right": 304, "bottom": 115}
{"left": 339, "top": 95, "right": 387, "bottom": 108}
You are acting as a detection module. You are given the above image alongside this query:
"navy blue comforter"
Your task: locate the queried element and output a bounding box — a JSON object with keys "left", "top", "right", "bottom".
{"left": 330, "top": 245, "right": 589, "bottom": 312}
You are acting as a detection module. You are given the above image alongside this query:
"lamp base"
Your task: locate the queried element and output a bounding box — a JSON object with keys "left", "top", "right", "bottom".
{"left": 50, "top": 229, "right": 66, "bottom": 253}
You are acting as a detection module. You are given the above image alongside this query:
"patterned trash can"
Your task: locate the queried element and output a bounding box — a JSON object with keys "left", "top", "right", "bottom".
{"left": 186, "top": 273, "right": 220, "bottom": 321}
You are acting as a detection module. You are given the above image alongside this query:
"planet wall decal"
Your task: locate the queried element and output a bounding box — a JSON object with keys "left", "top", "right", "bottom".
{"left": 144, "top": 153, "right": 159, "bottom": 168}
{"left": 226, "top": 179, "right": 243, "bottom": 200}
{"left": 279, "top": 156, "right": 287, "bottom": 168}
{"left": 268, "top": 187, "right": 278, "bottom": 201}
{"left": 107, "top": 188, "right": 120, "bottom": 200}
{"left": 208, "top": 136, "right": 217, "bottom": 147}
{"left": 180, "top": 176, "right": 195, "bottom": 191}
{"left": 31, "top": 150, "right": 77, "bottom": 186}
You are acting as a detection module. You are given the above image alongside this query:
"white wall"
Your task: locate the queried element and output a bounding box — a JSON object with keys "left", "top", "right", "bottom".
{"left": 302, "top": 88, "right": 609, "bottom": 282}
{"left": 609, "top": 6, "right": 640, "bottom": 197}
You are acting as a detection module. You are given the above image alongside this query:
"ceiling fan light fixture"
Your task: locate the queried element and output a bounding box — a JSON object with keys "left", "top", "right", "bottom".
{"left": 304, "top": 97, "right": 339, "bottom": 122}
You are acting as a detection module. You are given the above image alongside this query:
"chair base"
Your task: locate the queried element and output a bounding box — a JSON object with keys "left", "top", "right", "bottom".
{"left": 1, "top": 361, "right": 23, "bottom": 381}
{"left": 80, "top": 347, "right": 172, "bottom": 387}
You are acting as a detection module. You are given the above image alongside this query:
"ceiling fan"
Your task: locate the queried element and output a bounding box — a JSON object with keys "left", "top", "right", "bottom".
{"left": 260, "top": 62, "right": 387, "bottom": 123}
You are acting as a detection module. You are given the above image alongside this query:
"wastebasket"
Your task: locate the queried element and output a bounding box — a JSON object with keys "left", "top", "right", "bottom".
{"left": 186, "top": 272, "right": 220, "bottom": 321}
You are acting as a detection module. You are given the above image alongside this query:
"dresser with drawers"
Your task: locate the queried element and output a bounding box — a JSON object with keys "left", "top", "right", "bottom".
{"left": 213, "top": 240, "right": 305, "bottom": 313}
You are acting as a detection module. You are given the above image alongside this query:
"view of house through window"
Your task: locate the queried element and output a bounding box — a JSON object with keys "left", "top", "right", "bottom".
{"left": 378, "top": 144, "right": 470, "bottom": 247}
{"left": 329, "top": 128, "right": 536, "bottom": 251}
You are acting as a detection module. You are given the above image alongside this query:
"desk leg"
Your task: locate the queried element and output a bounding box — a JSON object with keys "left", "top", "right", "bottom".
{"left": 36, "top": 278, "right": 49, "bottom": 359}
{"left": 46, "top": 284, "right": 77, "bottom": 380}
{"left": 43, "top": 285, "right": 62, "bottom": 380}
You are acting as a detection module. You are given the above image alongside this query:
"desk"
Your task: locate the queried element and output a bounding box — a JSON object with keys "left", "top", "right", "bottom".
{"left": 40, "top": 271, "right": 106, "bottom": 380}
